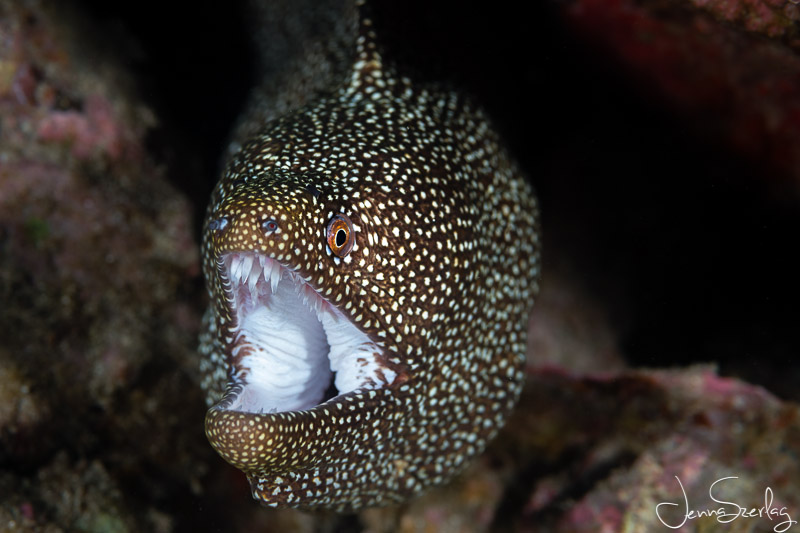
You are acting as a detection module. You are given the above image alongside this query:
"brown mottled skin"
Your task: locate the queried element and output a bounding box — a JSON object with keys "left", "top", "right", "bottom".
{"left": 199, "top": 0, "right": 541, "bottom": 511}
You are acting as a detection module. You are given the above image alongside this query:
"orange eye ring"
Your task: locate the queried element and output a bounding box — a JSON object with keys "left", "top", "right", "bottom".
{"left": 326, "top": 213, "right": 355, "bottom": 258}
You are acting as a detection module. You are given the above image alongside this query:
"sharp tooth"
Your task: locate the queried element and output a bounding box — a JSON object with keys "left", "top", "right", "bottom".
{"left": 230, "top": 256, "right": 240, "bottom": 282}
{"left": 238, "top": 256, "right": 248, "bottom": 283}
{"left": 315, "top": 294, "right": 324, "bottom": 313}
{"left": 232, "top": 258, "right": 241, "bottom": 283}
{"left": 271, "top": 261, "right": 281, "bottom": 292}
{"left": 251, "top": 260, "right": 262, "bottom": 284}
{"left": 241, "top": 255, "right": 254, "bottom": 283}
{"left": 248, "top": 265, "right": 259, "bottom": 299}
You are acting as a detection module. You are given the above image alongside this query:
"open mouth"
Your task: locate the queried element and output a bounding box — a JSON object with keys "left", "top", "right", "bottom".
{"left": 217, "top": 252, "right": 396, "bottom": 414}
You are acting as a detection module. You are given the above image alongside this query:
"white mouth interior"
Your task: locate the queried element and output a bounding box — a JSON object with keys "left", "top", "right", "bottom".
{"left": 222, "top": 252, "right": 395, "bottom": 414}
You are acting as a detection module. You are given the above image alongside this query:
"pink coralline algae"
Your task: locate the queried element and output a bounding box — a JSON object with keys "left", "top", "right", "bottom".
{"left": 36, "top": 93, "right": 128, "bottom": 161}
{"left": 690, "top": 0, "right": 799, "bottom": 39}
{"left": 500, "top": 367, "right": 800, "bottom": 532}
{"left": 1, "top": 2, "right": 206, "bottom": 531}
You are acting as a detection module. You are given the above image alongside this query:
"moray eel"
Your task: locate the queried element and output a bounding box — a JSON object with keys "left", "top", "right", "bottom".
{"left": 199, "top": 1, "right": 541, "bottom": 511}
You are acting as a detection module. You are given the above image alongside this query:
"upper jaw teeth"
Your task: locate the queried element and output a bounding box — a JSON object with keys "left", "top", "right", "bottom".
{"left": 228, "top": 253, "right": 284, "bottom": 301}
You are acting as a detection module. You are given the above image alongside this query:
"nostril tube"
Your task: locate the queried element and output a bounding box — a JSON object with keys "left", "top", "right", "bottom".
{"left": 209, "top": 216, "right": 230, "bottom": 233}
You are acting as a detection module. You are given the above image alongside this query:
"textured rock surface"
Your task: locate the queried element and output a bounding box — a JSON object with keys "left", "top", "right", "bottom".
{"left": 0, "top": 1, "right": 207, "bottom": 531}
{"left": 502, "top": 367, "right": 800, "bottom": 531}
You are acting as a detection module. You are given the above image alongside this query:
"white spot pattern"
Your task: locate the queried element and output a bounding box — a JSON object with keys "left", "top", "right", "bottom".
{"left": 199, "top": 1, "right": 541, "bottom": 512}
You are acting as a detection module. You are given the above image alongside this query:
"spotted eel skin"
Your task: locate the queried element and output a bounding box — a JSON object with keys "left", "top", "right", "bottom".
{"left": 199, "top": 0, "right": 541, "bottom": 511}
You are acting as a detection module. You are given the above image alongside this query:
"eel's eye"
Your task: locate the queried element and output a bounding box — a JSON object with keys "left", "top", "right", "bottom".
{"left": 326, "top": 214, "right": 355, "bottom": 257}
{"left": 261, "top": 218, "right": 279, "bottom": 234}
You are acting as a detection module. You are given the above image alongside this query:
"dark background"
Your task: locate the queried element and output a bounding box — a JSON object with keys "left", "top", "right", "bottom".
{"left": 80, "top": 0, "right": 799, "bottom": 401}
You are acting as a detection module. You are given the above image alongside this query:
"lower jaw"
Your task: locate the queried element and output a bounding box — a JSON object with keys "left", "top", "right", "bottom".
{"left": 204, "top": 379, "right": 398, "bottom": 474}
